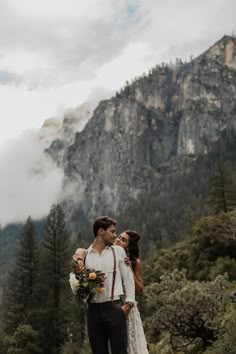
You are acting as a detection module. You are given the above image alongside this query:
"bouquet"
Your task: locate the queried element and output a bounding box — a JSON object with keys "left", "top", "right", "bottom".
{"left": 70, "top": 259, "right": 106, "bottom": 303}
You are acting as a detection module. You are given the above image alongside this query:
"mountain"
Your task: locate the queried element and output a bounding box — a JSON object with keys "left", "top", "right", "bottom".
{"left": 1, "top": 35, "right": 236, "bottom": 258}
{"left": 44, "top": 35, "right": 236, "bottom": 250}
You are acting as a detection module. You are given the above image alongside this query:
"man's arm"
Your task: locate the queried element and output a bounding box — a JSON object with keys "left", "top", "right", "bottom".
{"left": 117, "top": 247, "right": 135, "bottom": 317}
{"left": 117, "top": 247, "right": 135, "bottom": 303}
{"left": 124, "top": 256, "right": 144, "bottom": 294}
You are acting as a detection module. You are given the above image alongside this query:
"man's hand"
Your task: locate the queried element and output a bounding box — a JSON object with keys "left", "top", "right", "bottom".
{"left": 121, "top": 303, "right": 133, "bottom": 318}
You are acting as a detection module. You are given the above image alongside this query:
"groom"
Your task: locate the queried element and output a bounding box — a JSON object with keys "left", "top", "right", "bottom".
{"left": 75, "top": 216, "right": 135, "bottom": 354}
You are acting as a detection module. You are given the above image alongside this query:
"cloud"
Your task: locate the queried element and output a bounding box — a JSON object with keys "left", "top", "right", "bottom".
{"left": 0, "top": 130, "right": 64, "bottom": 226}
{"left": 0, "top": 83, "right": 113, "bottom": 226}
{"left": 0, "top": 0, "right": 234, "bottom": 91}
{"left": 134, "top": 0, "right": 236, "bottom": 62}
{"left": 0, "top": 70, "right": 21, "bottom": 86}
{"left": 0, "top": 0, "right": 142, "bottom": 88}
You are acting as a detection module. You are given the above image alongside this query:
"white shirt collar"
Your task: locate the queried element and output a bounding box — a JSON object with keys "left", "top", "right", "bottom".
{"left": 87, "top": 245, "right": 112, "bottom": 253}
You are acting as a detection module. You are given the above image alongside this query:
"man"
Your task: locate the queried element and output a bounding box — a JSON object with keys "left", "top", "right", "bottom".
{"left": 73, "top": 216, "right": 135, "bottom": 354}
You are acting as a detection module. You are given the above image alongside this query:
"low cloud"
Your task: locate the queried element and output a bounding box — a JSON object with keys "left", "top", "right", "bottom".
{"left": 0, "top": 70, "right": 21, "bottom": 86}
{"left": 0, "top": 85, "right": 112, "bottom": 227}
{"left": 0, "top": 130, "right": 64, "bottom": 226}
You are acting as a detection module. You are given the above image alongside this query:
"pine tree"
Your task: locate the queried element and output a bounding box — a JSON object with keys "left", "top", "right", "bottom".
{"left": 38, "top": 204, "right": 70, "bottom": 354}
{"left": 207, "top": 157, "right": 236, "bottom": 214}
{"left": 64, "top": 231, "right": 89, "bottom": 351}
{"left": 3, "top": 217, "right": 38, "bottom": 334}
{"left": 7, "top": 324, "right": 41, "bottom": 354}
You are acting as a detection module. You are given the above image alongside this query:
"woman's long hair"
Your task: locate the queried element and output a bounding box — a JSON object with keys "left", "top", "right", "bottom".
{"left": 125, "top": 230, "right": 140, "bottom": 270}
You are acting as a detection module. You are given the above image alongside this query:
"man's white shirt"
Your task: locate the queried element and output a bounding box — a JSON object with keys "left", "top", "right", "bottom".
{"left": 81, "top": 245, "right": 135, "bottom": 303}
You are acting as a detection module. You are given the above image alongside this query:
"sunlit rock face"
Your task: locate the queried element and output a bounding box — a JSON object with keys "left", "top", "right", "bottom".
{"left": 39, "top": 101, "right": 95, "bottom": 149}
{"left": 61, "top": 101, "right": 95, "bottom": 144}
{"left": 40, "top": 101, "right": 97, "bottom": 166}
{"left": 126, "top": 35, "right": 236, "bottom": 158}
{"left": 206, "top": 36, "right": 236, "bottom": 70}
{"left": 39, "top": 117, "right": 62, "bottom": 148}
{"left": 46, "top": 36, "right": 236, "bottom": 232}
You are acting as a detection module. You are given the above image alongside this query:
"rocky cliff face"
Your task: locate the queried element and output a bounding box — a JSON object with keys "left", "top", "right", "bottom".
{"left": 41, "top": 101, "right": 95, "bottom": 166}
{"left": 123, "top": 36, "right": 236, "bottom": 158}
{"left": 47, "top": 35, "right": 236, "bottom": 245}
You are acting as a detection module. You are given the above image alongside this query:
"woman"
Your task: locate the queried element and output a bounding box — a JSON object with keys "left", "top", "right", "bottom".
{"left": 115, "top": 230, "right": 143, "bottom": 294}
{"left": 115, "top": 230, "right": 149, "bottom": 354}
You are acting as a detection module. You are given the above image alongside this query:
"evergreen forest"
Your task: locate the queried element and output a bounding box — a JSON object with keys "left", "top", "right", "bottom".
{"left": 0, "top": 161, "right": 236, "bottom": 354}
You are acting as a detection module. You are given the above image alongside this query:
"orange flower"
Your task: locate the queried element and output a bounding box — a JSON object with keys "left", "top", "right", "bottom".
{"left": 89, "top": 272, "right": 97, "bottom": 280}
{"left": 96, "top": 287, "right": 105, "bottom": 293}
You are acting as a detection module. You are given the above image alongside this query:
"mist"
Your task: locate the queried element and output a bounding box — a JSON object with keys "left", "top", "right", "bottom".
{"left": 0, "top": 129, "right": 64, "bottom": 227}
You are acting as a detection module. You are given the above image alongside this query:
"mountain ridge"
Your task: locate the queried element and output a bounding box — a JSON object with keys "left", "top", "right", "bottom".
{"left": 46, "top": 35, "right": 236, "bottom": 239}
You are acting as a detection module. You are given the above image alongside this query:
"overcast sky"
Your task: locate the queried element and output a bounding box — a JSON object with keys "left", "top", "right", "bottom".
{"left": 0, "top": 0, "right": 236, "bottom": 226}
{"left": 0, "top": 0, "right": 235, "bottom": 148}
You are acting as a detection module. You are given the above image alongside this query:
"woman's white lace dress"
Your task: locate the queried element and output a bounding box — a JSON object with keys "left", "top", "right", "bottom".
{"left": 127, "top": 302, "right": 149, "bottom": 354}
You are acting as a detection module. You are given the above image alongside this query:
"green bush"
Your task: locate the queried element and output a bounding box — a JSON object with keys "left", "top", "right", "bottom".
{"left": 60, "top": 340, "right": 91, "bottom": 354}
{"left": 7, "top": 324, "right": 41, "bottom": 354}
{"left": 0, "top": 328, "right": 11, "bottom": 353}
{"left": 204, "top": 304, "right": 236, "bottom": 354}
{"left": 144, "top": 270, "right": 229, "bottom": 353}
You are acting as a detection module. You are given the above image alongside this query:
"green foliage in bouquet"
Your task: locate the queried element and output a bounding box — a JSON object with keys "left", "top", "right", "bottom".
{"left": 71, "top": 259, "right": 106, "bottom": 303}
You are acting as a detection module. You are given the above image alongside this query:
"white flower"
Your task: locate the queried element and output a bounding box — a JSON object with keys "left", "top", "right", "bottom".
{"left": 69, "top": 272, "right": 79, "bottom": 295}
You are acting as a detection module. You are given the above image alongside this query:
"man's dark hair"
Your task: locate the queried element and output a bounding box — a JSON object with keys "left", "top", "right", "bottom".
{"left": 93, "top": 216, "right": 117, "bottom": 238}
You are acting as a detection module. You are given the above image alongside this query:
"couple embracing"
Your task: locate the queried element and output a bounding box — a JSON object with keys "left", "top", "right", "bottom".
{"left": 70, "top": 216, "right": 149, "bottom": 354}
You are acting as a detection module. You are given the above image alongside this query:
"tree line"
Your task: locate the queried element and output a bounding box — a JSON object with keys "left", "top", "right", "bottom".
{"left": 0, "top": 204, "right": 89, "bottom": 354}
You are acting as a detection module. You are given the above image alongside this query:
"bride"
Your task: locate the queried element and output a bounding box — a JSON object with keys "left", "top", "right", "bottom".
{"left": 114, "top": 230, "right": 149, "bottom": 354}
{"left": 72, "top": 229, "right": 149, "bottom": 354}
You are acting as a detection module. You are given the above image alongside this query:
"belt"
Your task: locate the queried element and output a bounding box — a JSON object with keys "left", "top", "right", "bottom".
{"left": 88, "top": 299, "right": 122, "bottom": 305}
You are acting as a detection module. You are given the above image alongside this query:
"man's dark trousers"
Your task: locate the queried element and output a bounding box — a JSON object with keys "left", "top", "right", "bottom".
{"left": 87, "top": 300, "right": 128, "bottom": 354}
